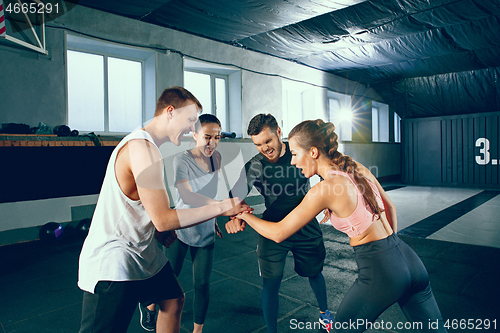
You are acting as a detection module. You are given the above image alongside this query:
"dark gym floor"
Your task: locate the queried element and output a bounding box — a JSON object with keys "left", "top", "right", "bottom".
{"left": 1, "top": 185, "right": 499, "bottom": 333}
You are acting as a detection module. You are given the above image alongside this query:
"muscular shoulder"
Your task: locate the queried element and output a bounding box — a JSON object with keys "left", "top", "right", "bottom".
{"left": 316, "top": 174, "right": 357, "bottom": 214}
{"left": 116, "top": 138, "right": 157, "bottom": 165}
{"left": 249, "top": 153, "right": 265, "bottom": 164}
{"left": 126, "top": 138, "right": 160, "bottom": 154}
{"left": 354, "top": 162, "right": 377, "bottom": 183}
{"left": 305, "top": 180, "right": 336, "bottom": 208}
{"left": 318, "top": 174, "right": 351, "bottom": 193}
{"left": 126, "top": 139, "right": 163, "bottom": 173}
{"left": 245, "top": 154, "right": 264, "bottom": 172}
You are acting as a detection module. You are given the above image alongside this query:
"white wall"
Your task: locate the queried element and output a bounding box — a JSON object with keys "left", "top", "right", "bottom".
{"left": 241, "top": 72, "right": 283, "bottom": 136}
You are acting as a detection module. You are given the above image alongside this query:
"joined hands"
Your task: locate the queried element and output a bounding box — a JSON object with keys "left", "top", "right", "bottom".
{"left": 225, "top": 200, "right": 253, "bottom": 234}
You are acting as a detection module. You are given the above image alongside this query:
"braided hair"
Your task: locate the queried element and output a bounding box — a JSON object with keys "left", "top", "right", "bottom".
{"left": 288, "top": 119, "right": 384, "bottom": 218}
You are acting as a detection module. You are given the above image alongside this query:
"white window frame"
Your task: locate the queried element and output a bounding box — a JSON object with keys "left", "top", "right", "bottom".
{"left": 183, "top": 58, "right": 241, "bottom": 135}
{"left": 372, "top": 101, "right": 389, "bottom": 142}
{"left": 282, "top": 80, "right": 305, "bottom": 138}
{"left": 65, "top": 33, "right": 155, "bottom": 135}
{"left": 328, "top": 91, "right": 352, "bottom": 142}
{"left": 282, "top": 79, "right": 326, "bottom": 138}
{"left": 372, "top": 106, "right": 379, "bottom": 142}
{"left": 394, "top": 112, "right": 401, "bottom": 143}
{"left": 184, "top": 69, "right": 229, "bottom": 128}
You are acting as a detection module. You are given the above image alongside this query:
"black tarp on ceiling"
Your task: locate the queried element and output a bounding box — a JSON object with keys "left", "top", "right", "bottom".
{"left": 73, "top": 0, "right": 500, "bottom": 119}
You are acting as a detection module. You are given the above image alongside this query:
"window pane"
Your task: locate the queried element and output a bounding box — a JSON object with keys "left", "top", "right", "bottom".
{"left": 215, "top": 78, "right": 227, "bottom": 131}
{"left": 67, "top": 50, "right": 105, "bottom": 132}
{"left": 372, "top": 107, "right": 379, "bottom": 142}
{"left": 329, "top": 98, "right": 352, "bottom": 141}
{"left": 394, "top": 112, "right": 401, "bottom": 143}
{"left": 108, "top": 57, "right": 143, "bottom": 132}
{"left": 379, "top": 107, "right": 389, "bottom": 142}
{"left": 184, "top": 71, "right": 211, "bottom": 114}
{"left": 329, "top": 98, "right": 341, "bottom": 124}
{"left": 340, "top": 116, "right": 352, "bottom": 141}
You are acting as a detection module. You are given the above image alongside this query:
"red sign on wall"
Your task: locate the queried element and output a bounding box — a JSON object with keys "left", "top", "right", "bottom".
{"left": 0, "top": 0, "right": 6, "bottom": 37}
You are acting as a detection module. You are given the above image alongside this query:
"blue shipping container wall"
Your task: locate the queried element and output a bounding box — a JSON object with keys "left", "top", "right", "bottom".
{"left": 402, "top": 112, "right": 500, "bottom": 188}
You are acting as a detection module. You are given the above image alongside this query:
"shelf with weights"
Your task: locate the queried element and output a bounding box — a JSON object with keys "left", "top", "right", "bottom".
{"left": 0, "top": 133, "right": 122, "bottom": 147}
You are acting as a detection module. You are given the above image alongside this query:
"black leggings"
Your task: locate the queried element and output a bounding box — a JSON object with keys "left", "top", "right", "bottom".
{"left": 334, "top": 233, "right": 447, "bottom": 333}
{"left": 166, "top": 239, "right": 214, "bottom": 325}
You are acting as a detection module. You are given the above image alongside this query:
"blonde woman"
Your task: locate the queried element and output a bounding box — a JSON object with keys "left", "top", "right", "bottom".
{"left": 232, "top": 119, "right": 447, "bottom": 333}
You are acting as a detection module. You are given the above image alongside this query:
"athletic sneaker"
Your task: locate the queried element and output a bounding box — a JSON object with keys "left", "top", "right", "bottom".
{"left": 139, "top": 303, "right": 156, "bottom": 331}
{"left": 319, "top": 310, "right": 334, "bottom": 332}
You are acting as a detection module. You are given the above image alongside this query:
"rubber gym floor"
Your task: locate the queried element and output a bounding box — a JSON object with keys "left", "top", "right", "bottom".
{"left": 0, "top": 185, "right": 499, "bottom": 333}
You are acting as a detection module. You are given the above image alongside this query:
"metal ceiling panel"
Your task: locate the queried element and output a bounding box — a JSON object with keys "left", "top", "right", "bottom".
{"left": 72, "top": 0, "right": 170, "bottom": 19}
{"left": 474, "top": 45, "right": 500, "bottom": 67}
{"left": 141, "top": 0, "right": 366, "bottom": 42}
{"left": 445, "top": 16, "right": 500, "bottom": 50}
{"left": 411, "top": 0, "right": 492, "bottom": 28}
{"left": 387, "top": 67, "right": 500, "bottom": 118}
{"left": 72, "top": 0, "right": 500, "bottom": 119}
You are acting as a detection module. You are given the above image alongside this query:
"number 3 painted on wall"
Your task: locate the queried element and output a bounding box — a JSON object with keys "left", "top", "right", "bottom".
{"left": 475, "top": 138, "right": 490, "bottom": 165}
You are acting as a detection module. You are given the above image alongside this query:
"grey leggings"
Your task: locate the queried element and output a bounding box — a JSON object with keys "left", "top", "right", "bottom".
{"left": 165, "top": 239, "right": 214, "bottom": 325}
{"left": 334, "top": 233, "right": 447, "bottom": 333}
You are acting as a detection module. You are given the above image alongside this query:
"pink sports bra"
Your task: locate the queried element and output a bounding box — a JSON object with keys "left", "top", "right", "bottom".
{"left": 328, "top": 170, "right": 384, "bottom": 238}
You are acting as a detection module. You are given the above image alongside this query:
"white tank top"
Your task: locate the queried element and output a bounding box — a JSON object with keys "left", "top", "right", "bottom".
{"left": 78, "top": 130, "right": 168, "bottom": 293}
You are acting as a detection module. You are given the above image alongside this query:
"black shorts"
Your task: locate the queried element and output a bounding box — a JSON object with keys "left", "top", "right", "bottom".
{"left": 79, "top": 262, "right": 183, "bottom": 333}
{"left": 257, "top": 234, "right": 326, "bottom": 279}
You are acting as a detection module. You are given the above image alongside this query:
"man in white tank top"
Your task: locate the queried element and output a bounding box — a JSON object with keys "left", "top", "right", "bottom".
{"left": 78, "top": 87, "right": 247, "bottom": 333}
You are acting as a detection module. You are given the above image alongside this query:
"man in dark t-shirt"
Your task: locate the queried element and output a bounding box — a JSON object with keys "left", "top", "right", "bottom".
{"left": 226, "top": 114, "right": 333, "bottom": 333}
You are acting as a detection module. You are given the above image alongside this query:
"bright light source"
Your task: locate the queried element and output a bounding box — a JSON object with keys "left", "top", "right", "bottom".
{"left": 338, "top": 107, "right": 353, "bottom": 122}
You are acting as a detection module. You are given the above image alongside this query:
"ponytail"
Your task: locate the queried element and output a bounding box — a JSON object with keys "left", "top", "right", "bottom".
{"left": 289, "top": 119, "right": 384, "bottom": 217}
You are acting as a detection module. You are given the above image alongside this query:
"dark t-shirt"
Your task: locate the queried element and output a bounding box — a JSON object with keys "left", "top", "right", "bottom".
{"left": 231, "top": 142, "right": 322, "bottom": 241}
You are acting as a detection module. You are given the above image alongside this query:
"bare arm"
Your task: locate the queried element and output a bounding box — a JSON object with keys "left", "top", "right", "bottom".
{"left": 129, "top": 140, "right": 238, "bottom": 232}
{"left": 177, "top": 179, "right": 251, "bottom": 216}
{"left": 173, "top": 152, "right": 221, "bottom": 207}
{"left": 356, "top": 163, "right": 398, "bottom": 232}
{"left": 238, "top": 181, "right": 331, "bottom": 243}
{"left": 376, "top": 181, "right": 397, "bottom": 232}
{"left": 177, "top": 179, "right": 220, "bottom": 206}
{"left": 224, "top": 161, "right": 264, "bottom": 234}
